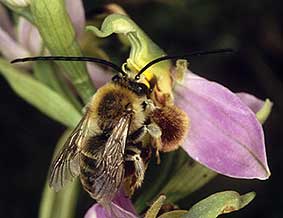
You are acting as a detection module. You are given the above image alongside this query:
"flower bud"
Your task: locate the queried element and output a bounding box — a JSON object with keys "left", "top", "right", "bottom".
{"left": 3, "top": 0, "right": 30, "bottom": 7}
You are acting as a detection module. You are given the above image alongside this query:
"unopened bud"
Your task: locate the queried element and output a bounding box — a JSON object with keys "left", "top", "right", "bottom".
{"left": 3, "top": 0, "right": 30, "bottom": 7}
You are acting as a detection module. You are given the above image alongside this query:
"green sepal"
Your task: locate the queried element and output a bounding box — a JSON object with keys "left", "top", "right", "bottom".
{"left": 39, "top": 130, "right": 80, "bottom": 218}
{"left": 183, "top": 191, "right": 256, "bottom": 218}
{"left": 0, "top": 58, "right": 81, "bottom": 128}
{"left": 87, "top": 14, "right": 175, "bottom": 96}
{"left": 30, "top": 0, "right": 95, "bottom": 103}
{"left": 86, "top": 14, "right": 170, "bottom": 75}
{"left": 256, "top": 99, "right": 273, "bottom": 124}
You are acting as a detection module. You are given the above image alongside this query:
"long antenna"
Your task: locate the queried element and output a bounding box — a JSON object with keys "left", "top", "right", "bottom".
{"left": 135, "top": 48, "right": 235, "bottom": 80}
{"left": 11, "top": 56, "right": 125, "bottom": 76}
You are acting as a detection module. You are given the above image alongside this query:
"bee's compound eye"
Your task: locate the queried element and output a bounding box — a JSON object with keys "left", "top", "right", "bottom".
{"left": 112, "top": 75, "right": 120, "bottom": 82}
{"left": 136, "top": 83, "right": 148, "bottom": 95}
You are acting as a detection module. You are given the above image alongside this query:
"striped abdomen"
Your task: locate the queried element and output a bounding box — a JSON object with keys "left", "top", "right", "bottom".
{"left": 79, "top": 134, "right": 125, "bottom": 202}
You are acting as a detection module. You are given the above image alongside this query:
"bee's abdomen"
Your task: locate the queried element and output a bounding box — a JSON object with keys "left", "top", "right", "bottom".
{"left": 79, "top": 154, "right": 102, "bottom": 196}
{"left": 79, "top": 134, "right": 124, "bottom": 202}
{"left": 79, "top": 134, "right": 106, "bottom": 200}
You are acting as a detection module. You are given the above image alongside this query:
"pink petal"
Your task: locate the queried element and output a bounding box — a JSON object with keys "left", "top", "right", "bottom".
{"left": 174, "top": 72, "right": 270, "bottom": 179}
{"left": 87, "top": 63, "right": 113, "bottom": 88}
{"left": 84, "top": 189, "right": 137, "bottom": 218}
{"left": 0, "top": 4, "right": 15, "bottom": 38}
{"left": 17, "top": 17, "right": 42, "bottom": 55}
{"left": 65, "top": 0, "right": 85, "bottom": 38}
{"left": 236, "top": 92, "right": 266, "bottom": 114}
{"left": 0, "top": 26, "right": 30, "bottom": 60}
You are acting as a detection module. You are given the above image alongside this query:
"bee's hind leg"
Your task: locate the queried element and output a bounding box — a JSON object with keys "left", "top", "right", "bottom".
{"left": 125, "top": 146, "right": 145, "bottom": 187}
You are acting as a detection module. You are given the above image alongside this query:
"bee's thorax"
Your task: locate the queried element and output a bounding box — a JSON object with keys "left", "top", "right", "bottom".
{"left": 88, "top": 82, "right": 147, "bottom": 135}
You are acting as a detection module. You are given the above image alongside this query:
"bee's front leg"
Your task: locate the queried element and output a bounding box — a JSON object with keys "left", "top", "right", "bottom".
{"left": 128, "top": 123, "right": 161, "bottom": 143}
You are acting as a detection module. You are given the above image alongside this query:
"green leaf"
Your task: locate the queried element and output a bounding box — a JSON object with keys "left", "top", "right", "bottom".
{"left": 0, "top": 58, "right": 81, "bottom": 128}
{"left": 158, "top": 210, "right": 188, "bottom": 218}
{"left": 158, "top": 149, "right": 217, "bottom": 203}
{"left": 30, "top": 0, "right": 95, "bottom": 103}
{"left": 33, "top": 61, "right": 82, "bottom": 110}
{"left": 145, "top": 195, "right": 166, "bottom": 218}
{"left": 183, "top": 191, "right": 256, "bottom": 218}
{"left": 33, "top": 61, "right": 66, "bottom": 95}
{"left": 39, "top": 130, "right": 80, "bottom": 218}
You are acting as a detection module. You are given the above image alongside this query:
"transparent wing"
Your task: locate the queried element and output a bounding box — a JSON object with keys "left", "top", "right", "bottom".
{"left": 49, "top": 111, "right": 91, "bottom": 191}
{"left": 92, "top": 113, "right": 132, "bottom": 203}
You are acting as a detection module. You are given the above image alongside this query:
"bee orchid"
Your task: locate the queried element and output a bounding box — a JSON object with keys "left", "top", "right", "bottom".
{"left": 87, "top": 14, "right": 272, "bottom": 181}
{"left": 90, "top": 61, "right": 272, "bottom": 180}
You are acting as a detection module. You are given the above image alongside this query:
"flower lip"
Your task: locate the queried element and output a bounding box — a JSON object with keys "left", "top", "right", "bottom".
{"left": 84, "top": 189, "right": 138, "bottom": 218}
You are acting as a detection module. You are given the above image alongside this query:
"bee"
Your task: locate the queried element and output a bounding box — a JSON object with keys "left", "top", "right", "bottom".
{"left": 11, "top": 48, "right": 232, "bottom": 205}
{"left": 49, "top": 73, "right": 161, "bottom": 203}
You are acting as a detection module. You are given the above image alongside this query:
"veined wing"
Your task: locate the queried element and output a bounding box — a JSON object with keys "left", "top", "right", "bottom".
{"left": 49, "top": 111, "right": 91, "bottom": 191}
{"left": 91, "top": 113, "right": 132, "bottom": 203}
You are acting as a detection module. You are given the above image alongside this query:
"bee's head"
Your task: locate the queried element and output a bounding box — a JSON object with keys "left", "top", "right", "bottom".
{"left": 111, "top": 74, "right": 151, "bottom": 96}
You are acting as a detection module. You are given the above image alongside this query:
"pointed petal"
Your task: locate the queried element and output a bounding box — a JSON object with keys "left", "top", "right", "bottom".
{"left": 236, "top": 92, "right": 273, "bottom": 124}
{"left": 87, "top": 63, "right": 113, "bottom": 88}
{"left": 236, "top": 92, "right": 266, "bottom": 114}
{"left": 17, "top": 17, "right": 42, "bottom": 55}
{"left": 65, "top": 0, "right": 85, "bottom": 38}
{"left": 84, "top": 189, "right": 137, "bottom": 218}
{"left": 174, "top": 72, "right": 270, "bottom": 179}
{"left": 0, "top": 26, "right": 30, "bottom": 60}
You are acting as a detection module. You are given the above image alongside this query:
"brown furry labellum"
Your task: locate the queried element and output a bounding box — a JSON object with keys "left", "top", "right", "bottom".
{"left": 151, "top": 105, "right": 189, "bottom": 152}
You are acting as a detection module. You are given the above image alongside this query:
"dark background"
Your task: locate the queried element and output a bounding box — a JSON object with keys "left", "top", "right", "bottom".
{"left": 0, "top": 0, "right": 282, "bottom": 217}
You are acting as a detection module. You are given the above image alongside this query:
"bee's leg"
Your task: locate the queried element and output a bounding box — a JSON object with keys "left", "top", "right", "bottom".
{"left": 125, "top": 146, "right": 145, "bottom": 187}
{"left": 146, "top": 123, "right": 162, "bottom": 139}
{"left": 146, "top": 123, "right": 162, "bottom": 164}
{"left": 142, "top": 99, "right": 155, "bottom": 113}
{"left": 128, "top": 126, "right": 147, "bottom": 142}
{"left": 128, "top": 122, "right": 161, "bottom": 142}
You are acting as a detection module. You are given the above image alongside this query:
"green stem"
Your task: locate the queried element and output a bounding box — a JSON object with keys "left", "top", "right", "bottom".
{"left": 30, "top": 0, "right": 95, "bottom": 104}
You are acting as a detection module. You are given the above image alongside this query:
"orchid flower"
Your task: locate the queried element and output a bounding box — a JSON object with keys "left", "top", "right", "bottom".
{"left": 84, "top": 14, "right": 272, "bottom": 217}
{"left": 87, "top": 14, "right": 272, "bottom": 181}
{"left": 83, "top": 65, "right": 272, "bottom": 218}
{"left": 0, "top": 0, "right": 85, "bottom": 62}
